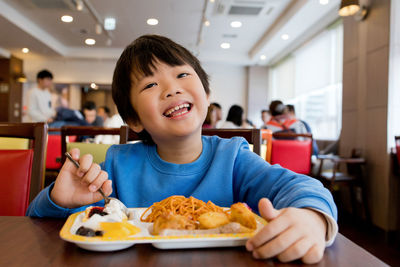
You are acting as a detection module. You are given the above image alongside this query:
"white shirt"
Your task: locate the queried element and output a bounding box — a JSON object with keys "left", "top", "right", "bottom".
{"left": 27, "top": 87, "right": 55, "bottom": 122}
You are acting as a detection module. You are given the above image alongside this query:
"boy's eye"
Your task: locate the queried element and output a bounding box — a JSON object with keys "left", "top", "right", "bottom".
{"left": 143, "top": 82, "right": 157, "bottom": 90}
{"left": 177, "top": 73, "right": 189, "bottom": 78}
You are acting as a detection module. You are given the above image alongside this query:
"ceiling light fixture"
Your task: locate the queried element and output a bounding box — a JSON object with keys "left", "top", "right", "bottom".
{"left": 76, "top": 0, "right": 83, "bottom": 11}
{"left": 260, "top": 55, "right": 266, "bottom": 60}
{"left": 21, "top": 48, "right": 29, "bottom": 53}
{"left": 281, "top": 34, "right": 289, "bottom": 40}
{"left": 61, "top": 15, "right": 73, "bottom": 23}
{"left": 319, "top": 0, "right": 329, "bottom": 5}
{"left": 147, "top": 18, "right": 159, "bottom": 26}
{"left": 85, "top": 38, "right": 96, "bottom": 45}
{"left": 104, "top": 17, "right": 116, "bottom": 30}
{"left": 230, "top": 21, "right": 242, "bottom": 28}
{"left": 90, "top": 82, "right": 98, "bottom": 89}
{"left": 95, "top": 23, "right": 102, "bottom": 34}
{"left": 220, "top": 43, "right": 230, "bottom": 49}
{"left": 204, "top": 20, "right": 210, "bottom": 27}
{"left": 339, "top": 0, "right": 368, "bottom": 20}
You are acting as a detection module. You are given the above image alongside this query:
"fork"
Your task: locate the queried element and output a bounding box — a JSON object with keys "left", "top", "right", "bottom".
{"left": 64, "top": 152, "right": 129, "bottom": 216}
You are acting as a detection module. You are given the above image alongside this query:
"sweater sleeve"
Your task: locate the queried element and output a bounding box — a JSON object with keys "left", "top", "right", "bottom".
{"left": 232, "top": 139, "right": 337, "bottom": 220}
{"left": 26, "top": 183, "right": 87, "bottom": 217}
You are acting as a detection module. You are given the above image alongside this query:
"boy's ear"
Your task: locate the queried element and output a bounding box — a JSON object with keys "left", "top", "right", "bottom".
{"left": 127, "top": 120, "right": 144, "bottom": 133}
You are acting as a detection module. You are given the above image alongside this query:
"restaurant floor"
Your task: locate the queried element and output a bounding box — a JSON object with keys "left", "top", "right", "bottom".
{"left": 338, "top": 212, "right": 400, "bottom": 266}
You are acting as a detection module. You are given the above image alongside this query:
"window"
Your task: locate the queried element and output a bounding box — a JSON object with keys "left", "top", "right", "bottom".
{"left": 270, "top": 20, "right": 343, "bottom": 140}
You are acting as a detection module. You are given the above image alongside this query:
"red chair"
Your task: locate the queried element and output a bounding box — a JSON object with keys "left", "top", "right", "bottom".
{"left": 46, "top": 132, "right": 62, "bottom": 170}
{"left": 0, "top": 123, "right": 47, "bottom": 216}
{"left": 270, "top": 132, "right": 313, "bottom": 175}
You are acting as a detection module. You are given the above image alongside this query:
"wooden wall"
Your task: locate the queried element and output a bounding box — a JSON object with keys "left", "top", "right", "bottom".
{"left": 341, "top": 0, "right": 394, "bottom": 230}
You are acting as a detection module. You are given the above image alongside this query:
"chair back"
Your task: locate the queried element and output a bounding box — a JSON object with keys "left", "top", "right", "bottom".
{"left": 202, "top": 129, "right": 262, "bottom": 156}
{"left": 61, "top": 126, "right": 125, "bottom": 164}
{"left": 270, "top": 132, "right": 313, "bottom": 175}
{"left": 0, "top": 123, "right": 47, "bottom": 215}
{"left": 261, "top": 129, "right": 273, "bottom": 162}
{"left": 46, "top": 129, "right": 62, "bottom": 170}
{"left": 120, "top": 127, "right": 262, "bottom": 156}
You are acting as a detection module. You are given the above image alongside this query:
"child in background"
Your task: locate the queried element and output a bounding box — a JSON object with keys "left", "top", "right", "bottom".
{"left": 27, "top": 35, "right": 337, "bottom": 264}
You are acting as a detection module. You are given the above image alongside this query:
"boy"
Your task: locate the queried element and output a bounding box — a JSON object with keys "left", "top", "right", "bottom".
{"left": 27, "top": 35, "right": 337, "bottom": 264}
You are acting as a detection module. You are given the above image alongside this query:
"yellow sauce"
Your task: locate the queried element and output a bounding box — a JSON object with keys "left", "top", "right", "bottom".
{"left": 100, "top": 222, "right": 141, "bottom": 238}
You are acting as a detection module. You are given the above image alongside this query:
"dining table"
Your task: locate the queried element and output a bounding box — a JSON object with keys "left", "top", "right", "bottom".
{"left": 0, "top": 216, "right": 388, "bottom": 266}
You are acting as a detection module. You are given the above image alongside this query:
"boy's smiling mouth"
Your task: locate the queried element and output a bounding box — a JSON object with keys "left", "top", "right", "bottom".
{"left": 163, "top": 103, "right": 192, "bottom": 118}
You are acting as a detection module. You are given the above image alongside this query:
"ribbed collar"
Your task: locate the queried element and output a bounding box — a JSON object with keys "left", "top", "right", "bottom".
{"left": 146, "top": 136, "right": 212, "bottom": 176}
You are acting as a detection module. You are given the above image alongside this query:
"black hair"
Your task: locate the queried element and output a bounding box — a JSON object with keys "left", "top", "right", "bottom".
{"left": 286, "top": 104, "right": 295, "bottom": 114}
{"left": 210, "top": 102, "right": 221, "bottom": 109}
{"left": 261, "top": 109, "right": 271, "bottom": 114}
{"left": 269, "top": 100, "right": 286, "bottom": 116}
{"left": 112, "top": 35, "right": 210, "bottom": 143}
{"left": 82, "top": 101, "right": 97, "bottom": 111}
{"left": 36, "top": 69, "right": 53, "bottom": 80}
{"left": 99, "top": 106, "right": 111, "bottom": 115}
{"left": 226, "top": 105, "right": 243, "bottom": 127}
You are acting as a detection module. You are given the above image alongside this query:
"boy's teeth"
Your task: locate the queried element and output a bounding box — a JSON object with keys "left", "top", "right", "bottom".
{"left": 164, "top": 103, "right": 190, "bottom": 116}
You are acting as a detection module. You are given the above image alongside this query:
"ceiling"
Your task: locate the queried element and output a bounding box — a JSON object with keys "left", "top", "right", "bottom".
{"left": 0, "top": 0, "right": 341, "bottom": 66}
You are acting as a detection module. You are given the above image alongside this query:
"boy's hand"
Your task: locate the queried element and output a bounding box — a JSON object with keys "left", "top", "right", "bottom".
{"left": 246, "top": 198, "right": 327, "bottom": 264}
{"left": 50, "top": 148, "right": 112, "bottom": 209}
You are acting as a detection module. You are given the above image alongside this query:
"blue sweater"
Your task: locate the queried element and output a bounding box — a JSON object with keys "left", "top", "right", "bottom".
{"left": 27, "top": 136, "right": 337, "bottom": 220}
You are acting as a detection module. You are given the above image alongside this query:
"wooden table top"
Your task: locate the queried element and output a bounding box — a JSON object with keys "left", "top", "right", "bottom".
{"left": 0, "top": 216, "right": 388, "bottom": 267}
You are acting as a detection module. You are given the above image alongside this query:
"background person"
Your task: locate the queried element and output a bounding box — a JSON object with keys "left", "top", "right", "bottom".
{"left": 210, "top": 102, "right": 223, "bottom": 128}
{"left": 27, "top": 69, "right": 56, "bottom": 123}
{"left": 261, "top": 109, "right": 272, "bottom": 129}
{"left": 82, "top": 101, "right": 103, "bottom": 127}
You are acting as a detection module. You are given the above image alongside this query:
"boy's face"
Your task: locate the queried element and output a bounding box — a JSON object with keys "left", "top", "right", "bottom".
{"left": 129, "top": 61, "right": 209, "bottom": 143}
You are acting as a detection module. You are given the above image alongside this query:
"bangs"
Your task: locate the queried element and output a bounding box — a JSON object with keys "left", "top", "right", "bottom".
{"left": 130, "top": 38, "right": 187, "bottom": 81}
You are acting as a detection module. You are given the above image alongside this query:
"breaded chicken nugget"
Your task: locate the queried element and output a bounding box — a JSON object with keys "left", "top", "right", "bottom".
{"left": 230, "top": 203, "right": 257, "bottom": 229}
{"left": 198, "top": 211, "right": 230, "bottom": 229}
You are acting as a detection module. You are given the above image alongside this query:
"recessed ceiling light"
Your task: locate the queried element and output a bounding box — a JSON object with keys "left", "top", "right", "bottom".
{"left": 204, "top": 20, "right": 210, "bottom": 27}
{"left": 85, "top": 38, "right": 96, "bottom": 45}
{"left": 61, "top": 15, "right": 73, "bottom": 23}
{"left": 319, "top": 0, "right": 329, "bottom": 5}
{"left": 260, "top": 55, "right": 266, "bottom": 60}
{"left": 210, "top": 0, "right": 215, "bottom": 3}
{"left": 147, "top": 18, "right": 158, "bottom": 26}
{"left": 281, "top": 34, "right": 289, "bottom": 40}
{"left": 220, "top": 43, "right": 230, "bottom": 49}
{"left": 22, "top": 48, "right": 29, "bottom": 53}
{"left": 90, "top": 83, "right": 98, "bottom": 89}
{"left": 230, "top": 21, "right": 242, "bottom": 28}
{"left": 104, "top": 17, "right": 116, "bottom": 30}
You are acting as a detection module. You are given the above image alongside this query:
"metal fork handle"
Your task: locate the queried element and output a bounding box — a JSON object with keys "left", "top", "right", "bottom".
{"left": 64, "top": 152, "right": 110, "bottom": 204}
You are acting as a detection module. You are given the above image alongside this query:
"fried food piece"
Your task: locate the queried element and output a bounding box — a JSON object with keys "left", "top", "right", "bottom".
{"left": 198, "top": 211, "right": 230, "bottom": 229}
{"left": 230, "top": 203, "right": 257, "bottom": 230}
{"left": 152, "top": 212, "right": 196, "bottom": 235}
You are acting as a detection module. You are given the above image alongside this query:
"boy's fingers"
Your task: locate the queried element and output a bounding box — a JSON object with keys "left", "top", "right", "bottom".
{"left": 252, "top": 226, "right": 300, "bottom": 259}
{"left": 277, "top": 237, "right": 312, "bottom": 263}
{"left": 246, "top": 212, "right": 290, "bottom": 251}
{"left": 88, "top": 170, "right": 108, "bottom": 192}
{"left": 78, "top": 154, "right": 94, "bottom": 177}
{"left": 81, "top": 162, "right": 101, "bottom": 185}
{"left": 301, "top": 244, "right": 324, "bottom": 264}
{"left": 69, "top": 148, "right": 80, "bottom": 160}
{"left": 259, "top": 198, "right": 280, "bottom": 221}
{"left": 101, "top": 180, "right": 113, "bottom": 196}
